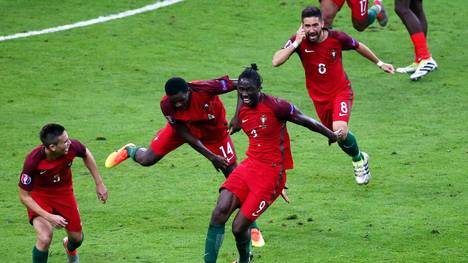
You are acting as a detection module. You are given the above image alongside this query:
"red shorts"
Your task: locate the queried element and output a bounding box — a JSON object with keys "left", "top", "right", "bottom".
{"left": 150, "top": 124, "right": 237, "bottom": 166}
{"left": 221, "top": 159, "right": 286, "bottom": 221}
{"left": 313, "top": 89, "right": 354, "bottom": 130}
{"left": 328, "top": 0, "right": 369, "bottom": 21}
{"left": 28, "top": 191, "right": 82, "bottom": 232}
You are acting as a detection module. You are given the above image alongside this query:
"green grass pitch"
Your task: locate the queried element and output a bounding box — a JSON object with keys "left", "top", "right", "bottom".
{"left": 0, "top": 0, "right": 466, "bottom": 262}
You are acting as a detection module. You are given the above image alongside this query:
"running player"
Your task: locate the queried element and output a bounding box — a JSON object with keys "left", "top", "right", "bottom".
{"left": 105, "top": 75, "right": 266, "bottom": 247}
{"left": 19, "top": 123, "right": 108, "bottom": 263}
{"left": 204, "top": 64, "right": 341, "bottom": 263}
{"left": 320, "top": 0, "right": 388, "bottom": 31}
{"left": 272, "top": 6, "right": 394, "bottom": 184}
{"left": 395, "top": 0, "right": 437, "bottom": 80}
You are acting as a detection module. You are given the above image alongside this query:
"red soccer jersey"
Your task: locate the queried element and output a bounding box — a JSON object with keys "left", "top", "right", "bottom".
{"left": 285, "top": 30, "right": 359, "bottom": 102}
{"left": 160, "top": 76, "right": 235, "bottom": 144}
{"left": 239, "top": 94, "right": 295, "bottom": 170}
{"left": 18, "top": 140, "right": 87, "bottom": 194}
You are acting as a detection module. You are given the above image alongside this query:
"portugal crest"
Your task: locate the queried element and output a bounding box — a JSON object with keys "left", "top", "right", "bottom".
{"left": 330, "top": 49, "right": 337, "bottom": 61}
{"left": 260, "top": 114, "right": 267, "bottom": 128}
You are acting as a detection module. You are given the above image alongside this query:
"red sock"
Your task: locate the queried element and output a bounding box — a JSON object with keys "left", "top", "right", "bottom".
{"left": 410, "top": 32, "right": 431, "bottom": 62}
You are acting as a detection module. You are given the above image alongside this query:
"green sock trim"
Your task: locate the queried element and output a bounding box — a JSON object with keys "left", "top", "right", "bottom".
{"left": 204, "top": 224, "right": 225, "bottom": 263}
{"left": 67, "top": 232, "right": 84, "bottom": 252}
{"left": 367, "top": 6, "right": 379, "bottom": 25}
{"left": 126, "top": 146, "right": 139, "bottom": 161}
{"left": 249, "top": 221, "right": 259, "bottom": 230}
{"left": 338, "top": 132, "right": 362, "bottom": 162}
{"left": 32, "top": 246, "right": 48, "bottom": 263}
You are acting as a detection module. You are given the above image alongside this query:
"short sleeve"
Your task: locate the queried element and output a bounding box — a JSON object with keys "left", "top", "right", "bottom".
{"left": 332, "top": 31, "right": 360, "bottom": 50}
{"left": 266, "top": 96, "right": 296, "bottom": 121}
{"left": 18, "top": 155, "right": 36, "bottom": 191}
{"left": 70, "top": 140, "right": 87, "bottom": 157}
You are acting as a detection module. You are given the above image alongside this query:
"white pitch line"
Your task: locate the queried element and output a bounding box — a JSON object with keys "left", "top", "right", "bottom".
{"left": 0, "top": 0, "right": 184, "bottom": 42}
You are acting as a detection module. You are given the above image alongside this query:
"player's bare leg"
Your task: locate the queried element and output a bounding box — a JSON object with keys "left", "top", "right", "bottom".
{"left": 333, "top": 121, "right": 371, "bottom": 184}
{"left": 204, "top": 190, "right": 241, "bottom": 263}
{"left": 320, "top": 0, "right": 340, "bottom": 29}
{"left": 231, "top": 212, "right": 254, "bottom": 263}
{"left": 63, "top": 230, "right": 82, "bottom": 263}
{"left": 32, "top": 217, "right": 53, "bottom": 263}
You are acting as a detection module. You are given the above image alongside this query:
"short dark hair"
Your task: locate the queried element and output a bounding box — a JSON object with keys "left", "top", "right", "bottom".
{"left": 165, "top": 77, "right": 189, "bottom": 96}
{"left": 40, "top": 123, "right": 65, "bottom": 147}
{"left": 238, "top": 63, "right": 263, "bottom": 88}
{"left": 302, "top": 6, "right": 322, "bottom": 20}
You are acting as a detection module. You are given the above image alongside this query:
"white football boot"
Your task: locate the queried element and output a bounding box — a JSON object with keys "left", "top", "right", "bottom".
{"left": 410, "top": 58, "right": 438, "bottom": 80}
{"left": 396, "top": 62, "right": 418, "bottom": 74}
{"left": 353, "top": 152, "right": 371, "bottom": 185}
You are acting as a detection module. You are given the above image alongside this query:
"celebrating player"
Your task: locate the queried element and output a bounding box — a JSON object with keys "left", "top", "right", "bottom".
{"left": 204, "top": 64, "right": 341, "bottom": 263}
{"left": 105, "top": 75, "right": 267, "bottom": 247}
{"left": 272, "top": 6, "right": 394, "bottom": 184}
{"left": 320, "top": 0, "right": 388, "bottom": 31}
{"left": 395, "top": 0, "right": 437, "bottom": 80}
{"left": 19, "top": 123, "right": 108, "bottom": 263}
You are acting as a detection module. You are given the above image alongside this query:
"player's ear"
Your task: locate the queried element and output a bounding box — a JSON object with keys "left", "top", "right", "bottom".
{"left": 48, "top": 144, "right": 57, "bottom": 151}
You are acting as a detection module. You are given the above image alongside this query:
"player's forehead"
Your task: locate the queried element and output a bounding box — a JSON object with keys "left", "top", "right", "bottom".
{"left": 302, "top": 16, "right": 321, "bottom": 25}
{"left": 168, "top": 91, "right": 189, "bottom": 100}
{"left": 238, "top": 78, "right": 258, "bottom": 89}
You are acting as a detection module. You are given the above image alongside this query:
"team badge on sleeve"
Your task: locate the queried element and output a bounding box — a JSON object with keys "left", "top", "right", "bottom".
{"left": 21, "top": 173, "right": 32, "bottom": 185}
{"left": 219, "top": 79, "right": 228, "bottom": 91}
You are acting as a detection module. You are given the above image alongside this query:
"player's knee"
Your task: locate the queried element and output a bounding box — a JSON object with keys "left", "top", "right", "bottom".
{"left": 352, "top": 20, "right": 367, "bottom": 32}
{"left": 36, "top": 232, "right": 53, "bottom": 248}
{"left": 231, "top": 223, "right": 248, "bottom": 237}
{"left": 211, "top": 205, "right": 231, "bottom": 224}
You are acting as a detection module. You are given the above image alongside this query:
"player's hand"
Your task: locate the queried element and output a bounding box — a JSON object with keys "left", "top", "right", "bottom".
{"left": 380, "top": 63, "right": 395, "bottom": 74}
{"left": 295, "top": 25, "right": 305, "bottom": 43}
{"left": 229, "top": 116, "right": 241, "bottom": 135}
{"left": 328, "top": 129, "right": 343, "bottom": 145}
{"left": 96, "top": 182, "right": 108, "bottom": 204}
{"left": 210, "top": 154, "right": 229, "bottom": 172}
{"left": 47, "top": 214, "right": 68, "bottom": 228}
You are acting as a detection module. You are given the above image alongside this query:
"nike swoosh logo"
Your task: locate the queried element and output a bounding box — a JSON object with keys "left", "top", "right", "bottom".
{"left": 40, "top": 170, "right": 47, "bottom": 175}
{"left": 305, "top": 49, "right": 315, "bottom": 53}
{"left": 241, "top": 119, "right": 249, "bottom": 123}
{"left": 338, "top": 113, "right": 348, "bottom": 117}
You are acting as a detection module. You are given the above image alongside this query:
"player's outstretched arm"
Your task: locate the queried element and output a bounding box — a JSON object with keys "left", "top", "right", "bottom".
{"left": 83, "top": 148, "right": 108, "bottom": 203}
{"left": 272, "top": 25, "right": 305, "bottom": 67}
{"left": 173, "top": 123, "right": 228, "bottom": 171}
{"left": 355, "top": 42, "right": 395, "bottom": 74}
{"left": 289, "top": 108, "right": 341, "bottom": 143}
{"left": 19, "top": 188, "right": 68, "bottom": 228}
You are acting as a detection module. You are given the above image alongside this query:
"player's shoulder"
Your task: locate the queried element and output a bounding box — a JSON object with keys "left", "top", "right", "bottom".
{"left": 262, "top": 93, "right": 290, "bottom": 107}
{"left": 25, "top": 145, "right": 45, "bottom": 161}
{"left": 160, "top": 96, "right": 174, "bottom": 115}
{"left": 69, "top": 139, "right": 87, "bottom": 156}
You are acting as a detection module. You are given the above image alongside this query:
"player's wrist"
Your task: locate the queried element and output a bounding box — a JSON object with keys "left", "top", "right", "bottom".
{"left": 292, "top": 40, "right": 300, "bottom": 49}
{"left": 376, "top": 60, "right": 384, "bottom": 68}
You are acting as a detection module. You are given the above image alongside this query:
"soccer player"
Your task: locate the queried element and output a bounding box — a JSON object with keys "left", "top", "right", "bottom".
{"left": 394, "top": 0, "right": 437, "bottom": 80}
{"left": 320, "top": 0, "right": 388, "bottom": 31}
{"left": 105, "top": 76, "right": 267, "bottom": 247}
{"left": 272, "top": 6, "right": 394, "bottom": 184}
{"left": 204, "top": 64, "right": 341, "bottom": 263}
{"left": 19, "top": 123, "right": 108, "bottom": 263}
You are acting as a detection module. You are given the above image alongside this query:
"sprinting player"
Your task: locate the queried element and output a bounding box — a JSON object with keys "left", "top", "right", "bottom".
{"left": 272, "top": 6, "right": 394, "bottom": 184}
{"left": 320, "top": 0, "right": 388, "bottom": 31}
{"left": 19, "top": 123, "right": 108, "bottom": 263}
{"left": 204, "top": 64, "right": 341, "bottom": 263}
{"left": 105, "top": 76, "right": 266, "bottom": 247}
{"left": 394, "top": 0, "right": 437, "bottom": 80}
